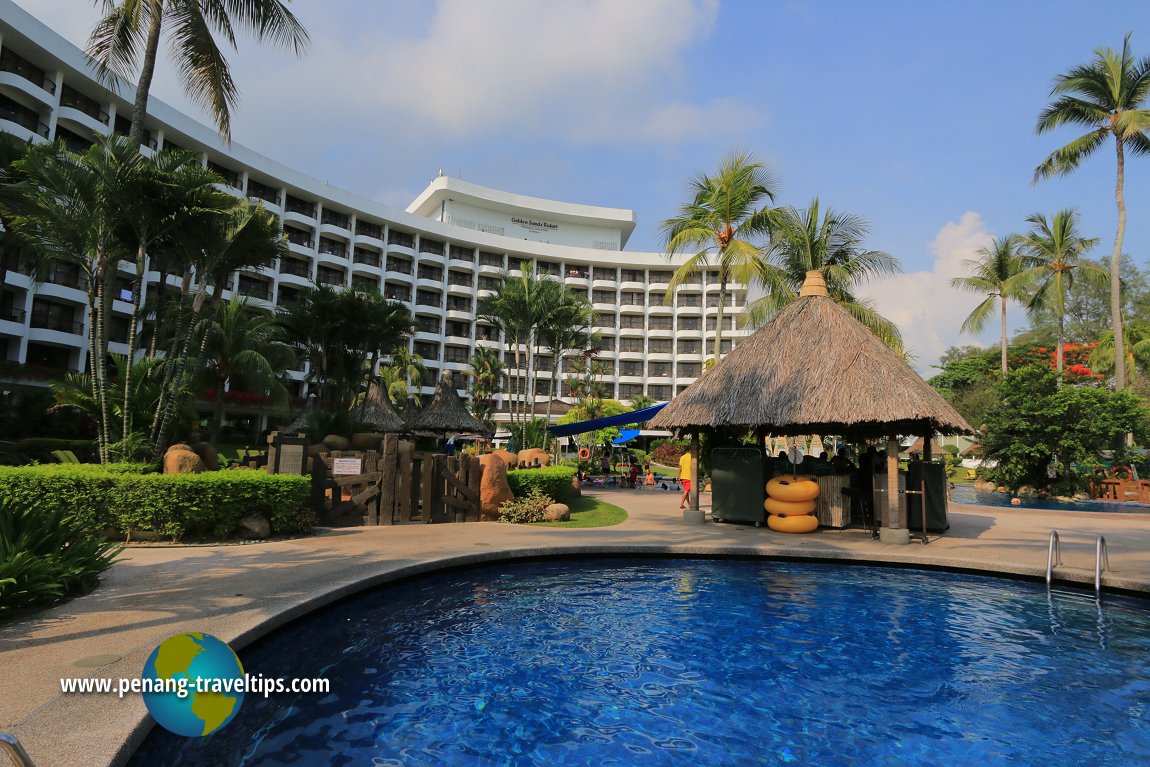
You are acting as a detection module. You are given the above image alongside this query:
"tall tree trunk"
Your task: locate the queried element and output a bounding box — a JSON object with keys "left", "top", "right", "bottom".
{"left": 128, "top": 8, "right": 164, "bottom": 149}
{"left": 1056, "top": 314, "right": 1065, "bottom": 388}
{"left": 146, "top": 267, "right": 168, "bottom": 359}
{"left": 1112, "top": 137, "right": 1127, "bottom": 390}
{"left": 121, "top": 244, "right": 146, "bottom": 445}
{"left": 714, "top": 271, "right": 727, "bottom": 362}
{"left": 94, "top": 262, "right": 112, "bottom": 462}
{"left": 999, "top": 293, "right": 1008, "bottom": 376}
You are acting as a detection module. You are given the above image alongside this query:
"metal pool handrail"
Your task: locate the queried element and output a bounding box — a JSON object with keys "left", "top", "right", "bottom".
{"left": 0, "top": 733, "right": 36, "bottom": 767}
{"left": 1046, "top": 529, "right": 1062, "bottom": 585}
{"left": 1096, "top": 535, "right": 1110, "bottom": 593}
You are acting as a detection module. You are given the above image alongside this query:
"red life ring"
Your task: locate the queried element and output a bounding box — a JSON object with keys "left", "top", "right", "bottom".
{"left": 578, "top": 447, "right": 591, "bottom": 460}
{"left": 1112, "top": 465, "right": 1134, "bottom": 480}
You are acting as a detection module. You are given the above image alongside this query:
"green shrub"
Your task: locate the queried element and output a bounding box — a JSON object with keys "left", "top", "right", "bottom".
{"left": 0, "top": 498, "right": 122, "bottom": 616}
{"left": 507, "top": 466, "right": 575, "bottom": 502}
{"left": 498, "top": 487, "right": 554, "bottom": 524}
{"left": 0, "top": 465, "right": 311, "bottom": 540}
{"left": 15, "top": 438, "right": 96, "bottom": 463}
{"left": 651, "top": 441, "right": 687, "bottom": 466}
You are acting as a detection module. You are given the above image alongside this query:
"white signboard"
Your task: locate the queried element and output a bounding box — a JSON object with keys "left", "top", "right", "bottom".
{"left": 332, "top": 458, "right": 363, "bottom": 476}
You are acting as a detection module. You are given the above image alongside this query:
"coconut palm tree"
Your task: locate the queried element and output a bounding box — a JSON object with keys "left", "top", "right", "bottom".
{"left": 198, "top": 296, "right": 295, "bottom": 441}
{"left": 660, "top": 149, "right": 777, "bottom": 362}
{"left": 539, "top": 290, "right": 594, "bottom": 423}
{"left": 1091, "top": 320, "right": 1150, "bottom": 383}
{"left": 1018, "top": 209, "right": 1105, "bottom": 381}
{"left": 380, "top": 346, "right": 429, "bottom": 410}
{"left": 467, "top": 346, "right": 503, "bottom": 431}
{"left": 950, "top": 234, "right": 1031, "bottom": 375}
{"left": 1034, "top": 34, "right": 1150, "bottom": 390}
{"left": 747, "top": 199, "right": 904, "bottom": 352}
{"left": 87, "top": 0, "right": 309, "bottom": 146}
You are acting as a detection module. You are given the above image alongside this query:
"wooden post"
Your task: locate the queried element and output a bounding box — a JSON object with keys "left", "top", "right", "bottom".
{"left": 420, "top": 454, "right": 435, "bottom": 523}
{"left": 468, "top": 456, "right": 483, "bottom": 522}
{"left": 880, "top": 436, "right": 910, "bottom": 544}
{"left": 684, "top": 431, "right": 704, "bottom": 524}
{"left": 378, "top": 434, "right": 398, "bottom": 525}
{"left": 397, "top": 444, "right": 412, "bottom": 523}
{"left": 923, "top": 433, "right": 932, "bottom": 464}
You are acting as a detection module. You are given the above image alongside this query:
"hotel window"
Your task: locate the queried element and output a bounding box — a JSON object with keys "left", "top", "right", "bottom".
{"left": 420, "top": 367, "right": 438, "bottom": 386}
{"left": 595, "top": 337, "right": 615, "bottom": 352}
{"left": 678, "top": 317, "right": 701, "bottom": 331}
{"left": 510, "top": 257, "right": 531, "bottom": 272}
{"left": 443, "top": 345, "right": 470, "bottom": 363}
{"left": 720, "top": 340, "right": 733, "bottom": 354}
{"left": 416, "top": 315, "right": 441, "bottom": 334}
{"left": 678, "top": 339, "right": 702, "bottom": 354}
{"left": 649, "top": 339, "right": 672, "bottom": 354}
{"left": 707, "top": 317, "right": 734, "bottom": 331}
{"left": 649, "top": 362, "right": 671, "bottom": 378}
{"left": 565, "top": 264, "right": 589, "bottom": 278}
{"left": 620, "top": 292, "right": 644, "bottom": 306}
{"left": 592, "top": 290, "right": 615, "bottom": 304}
{"left": 620, "top": 361, "right": 643, "bottom": 377}
{"left": 648, "top": 385, "right": 671, "bottom": 400}
{"left": 386, "top": 257, "right": 412, "bottom": 274}
{"left": 246, "top": 178, "right": 279, "bottom": 205}
{"left": 534, "top": 379, "right": 553, "bottom": 395}
{"left": 447, "top": 296, "right": 472, "bottom": 312}
{"left": 416, "top": 289, "right": 441, "bottom": 307}
{"left": 678, "top": 362, "right": 702, "bottom": 378}
{"left": 619, "top": 383, "right": 643, "bottom": 398}
{"left": 621, "top": 269, "right": 645, "bottom": 283}
{"left": 418, "top": 264, "right": 443, "bottom": 281}
{"left": 620, "top": 316, "right": 644, "bottom": 330}
{"left": 445, "top": 320, "right": 470, "bottom": 338}
{"left": 384, "top": 285, "right": 411, "bottom": 302}
{"left": 206, "top": 160, "right": 240, "bottom": 189}
{"left": 537, "top": 261, "right": 558, "bottom": 276}
{"left": 478, "top": 276, "right": 500, "bottom": 291}
{"left": 420, "top": 238, "right": 445, "bottom": 256}
{"left": 450, "top": 245, "right": 475, "bottom": 262}
{"left": 649, "top": 270, "right": 673, "bottom": 283}
{"left": 476, "top": 324, "right": 499, "bottom": 342}
{"left": 354, "top": 248, "right": 381, "bottom": 267}
{"left": 620, "top": 338, "right": 644, "bottom": 353}
{"left": 321, "top": 209, "right": 350, "bottom": 229}
{"left": 448, "top": 270, "right": 472, "bottom": 287}
{"left": 677, "top": 294, "right": 702, "bottom": 307}
{"left": 284, "top": 227, "right": 313, "bottom": 248}
{"left": 592, "top": 312, "right": 614, "bottom": 328}
{"left": 388, "top": 230, "right": 415, "bottom": 248}
{"left": 351, "top": 275, "right": 378, "bottom": 293}
{"left": 536, "top": 355, "right": 554, "bottom": 372}
{"left": 316, "top": 266, "right": 345, "bottom": 286}
{"left": 592, "top": 267, "right": 616, "bottom": 281}
{"left": 356, "top": 221, "right": 383, "bottom": 239}
{"left": 318, "top": 237, "right": 347, "bottom": 257}
{"left": 413, "top": 341, "right": 439, "bottom": 360}
{"left": 284, "top": 195, "right": 316, "bottom": 218}
{"left": 479, "top": 251, "right": 504, "bottom": 268}
{"left": 650, "top": 317, "right": 673, "bottom": 331}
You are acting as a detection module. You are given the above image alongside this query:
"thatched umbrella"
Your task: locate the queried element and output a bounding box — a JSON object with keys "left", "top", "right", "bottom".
{"left": 408, "top": 370, "right": 489, "bottom": 436}
{"left": 359, "top": 380, "right": 407, "bottom": 433}
{"left": 282, "top": 393, "right": 317, "bottom": 436}
{"left": 649, "top": 270, "right": 973, "bottom": 535}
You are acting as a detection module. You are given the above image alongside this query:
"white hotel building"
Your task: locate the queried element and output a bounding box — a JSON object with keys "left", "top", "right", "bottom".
{"left": 0, "top": 2, "right": 748, "bottom": 417}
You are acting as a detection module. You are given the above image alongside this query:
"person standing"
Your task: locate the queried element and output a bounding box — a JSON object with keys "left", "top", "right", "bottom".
{"left": 678, "top": 450, "right": 696, "bottom": 509}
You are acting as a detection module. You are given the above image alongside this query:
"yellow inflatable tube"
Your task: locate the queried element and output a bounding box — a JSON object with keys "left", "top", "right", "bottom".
{"left": 767, "top": 513, "right": 819, "bottom": 534}
{"left": 765, "top": 476, "right": 820, "bottom": 502}
{"left": 763, "top": 497, "right": 816, "bottom": 516}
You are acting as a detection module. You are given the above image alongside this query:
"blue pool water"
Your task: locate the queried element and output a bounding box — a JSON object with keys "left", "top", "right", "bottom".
{"left": 949, "top": 484, "right": 1150, "bottom": 513}
{"left": 129, "top": 559, "right": 1150, "bottom": 766}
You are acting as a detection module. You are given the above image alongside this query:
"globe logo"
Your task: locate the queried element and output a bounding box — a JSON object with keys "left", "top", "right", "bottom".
{"left": 141, "top": 632, "right": 245, "bottom": 737}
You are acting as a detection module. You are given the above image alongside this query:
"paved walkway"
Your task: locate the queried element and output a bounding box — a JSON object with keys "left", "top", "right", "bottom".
{"left": 3, "top": 488, "right": 1150, "bottom": 766}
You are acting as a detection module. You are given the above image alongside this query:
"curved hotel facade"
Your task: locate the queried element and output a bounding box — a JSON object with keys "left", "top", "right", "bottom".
{"left": 0, "top": 1, "right": 748, "bottom": 416}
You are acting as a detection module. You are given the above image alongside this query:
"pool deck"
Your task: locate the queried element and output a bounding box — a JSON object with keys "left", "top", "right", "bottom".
{"left": 4, "top": 488, "right": 1150, "bottom": 767}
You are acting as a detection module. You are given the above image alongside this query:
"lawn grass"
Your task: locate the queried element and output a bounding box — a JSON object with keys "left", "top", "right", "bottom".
{"left": 534, "top": 494, "right": 628, "bottom": 528}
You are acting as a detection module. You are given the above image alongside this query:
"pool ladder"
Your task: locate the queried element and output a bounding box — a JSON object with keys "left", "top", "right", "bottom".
{"left": 0, "top": 733, "right": 35, "bottom": 767}
{"left": 1046, "top": 530, "right": 1110, "bottom": 593}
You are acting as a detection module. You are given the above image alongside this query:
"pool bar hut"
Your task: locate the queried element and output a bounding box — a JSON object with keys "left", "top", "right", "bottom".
{"left": 648, "top": 270, "right": 973, "bottom": 543}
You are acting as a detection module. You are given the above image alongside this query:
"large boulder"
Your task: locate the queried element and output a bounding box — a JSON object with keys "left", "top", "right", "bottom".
{"left": 350, "top": 432, "right": 385, "bottom": 451}
{"left": 543, "top": 503, "right": 570, "bottom": 522}
{"left": 322, "top": 434, "right": 351, "bottom": 452}
{"left": 478, "top": 453, "right": 515, "bottom": 521}
{"left": 490, "top": 449, "right": 517, "bottom": 467}
{"left": 163, "top": 446, "right": 205, "bottom": 475}
{"left": 517, "top": 448, "right": 551, "bottom": 468}
{"left": 307, "top": 443, "right": 327, "bottom": 458}
{"left": 190, "top": 442, "right": 219, "bottom": 471}
{"left": 238, "top": 515, "right": 271, "bottom": 539}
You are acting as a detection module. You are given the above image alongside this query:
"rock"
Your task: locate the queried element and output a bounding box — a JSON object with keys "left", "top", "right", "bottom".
{"left": 307, "top": 443, "right": 327, "bottom": 457}
{"left": 543, "top": 503, "right": 570, "bottom": 522}
{"left": 571, "top": 475, "right": 582, "bottom": 497}
{"left": 1010, "top": 497, "right": 1022, "bottom": 506}
{"left": 1017, "top": 485, "right": 1038, "bottom": 497}
{"left": 191, "top": 442, "right": 219, "bottom": 471}
{"left": 1074, "top": 492, "right": 1090, "bottom": 500}
{"left": 163, "top": 447, "right": 205, "bottom": 474}
{"left": 1055, "top": 495, "right": 1077, "bottom": 503}
{"left": 517, "top": 448, "right": 550, "bottom": 467}
{"left": 996, "top": 486, "right": 1008, "bottom": 494}
{"left": 322, "top": 434, "right": 350, "bottom": 451}
{"left": 238, "top": 515, "right": 271, "bottom": 539}
{"left": 491, "top": 449, "right": 517, "bottom": 467}
{"left": 478, "top": 454, "right": 514, "bottom": 521}
{"left": 350, "top": 432, "right": 385, "bottom": 451}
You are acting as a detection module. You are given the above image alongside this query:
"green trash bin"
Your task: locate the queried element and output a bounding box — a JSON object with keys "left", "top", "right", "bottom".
{"left": 711, "top": 447, "right": 765, "bottom": 526}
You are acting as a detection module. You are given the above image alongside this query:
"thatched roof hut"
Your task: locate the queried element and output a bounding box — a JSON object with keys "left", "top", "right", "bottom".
{"left": 408, "top": 370, "right": 488, "bottom": 435}
{"left": 648, "top": 271, "right": 973, "bottom": 439}
{"left": 281, "top": 394, "right": 317, "bottom": 436}
{"left": 359, "top": 380, "right": 406, "bottom": 433}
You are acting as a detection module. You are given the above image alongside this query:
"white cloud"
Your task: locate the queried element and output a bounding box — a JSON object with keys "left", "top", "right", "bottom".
{"left": 860, "top": 212, "right": 999, "bottom": 375}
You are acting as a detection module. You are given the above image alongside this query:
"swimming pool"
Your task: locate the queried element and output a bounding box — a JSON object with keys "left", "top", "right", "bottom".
{"left": 129, "top": 559, "right": 1150, "bottom": 766}
{"left": 949, "top": 484, "right": 1150, "bottom": 513}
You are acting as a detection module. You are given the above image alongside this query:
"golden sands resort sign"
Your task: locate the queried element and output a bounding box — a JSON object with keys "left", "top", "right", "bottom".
{"left": 511, "top": 216, "right": 559, "bottom": 233}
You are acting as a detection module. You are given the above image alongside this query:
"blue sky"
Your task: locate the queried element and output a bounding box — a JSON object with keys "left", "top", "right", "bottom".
{"left": 14, "top": 0, "right": 1150, "bottom": 372}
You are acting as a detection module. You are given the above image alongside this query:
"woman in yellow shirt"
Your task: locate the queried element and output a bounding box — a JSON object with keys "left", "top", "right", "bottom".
{"left": 677, "top": 451, "right": 695, "bottom": 509}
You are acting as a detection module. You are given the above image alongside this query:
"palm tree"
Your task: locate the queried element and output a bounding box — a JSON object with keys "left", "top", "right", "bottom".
{"left": 539, "top": 289, "right": 594, "bottom": 423}
{"left": 198, "top": 297, "right": 295, "bottom": 442}
{"left": 1018, "top": 209, "right": 1105, "bottom": 380}
{"left": 0, "top": 132, "right": 34, "bottom": 292}
{"left": 1034, "top": 34, "right": 1150, "bottom": 390}
{"left": 87, "top": 0, "right": 309, "bottom": 146}
{"left": 748, "top": 199, "right": 904, "bottom": 351}
{"left": 380, "top": 346, "right": 428, "bottom": 410}
{"left": 1091, "top": 320, "right": 1150, "bottom": 383}
{"left": 660, "top": 150, "right": 776, "bottom": 362}
{"left": 467, "top": 346, "right": 503, "bottom": 431}
{"left": 950, "top": 234, "right": 1030, "bottom": 375}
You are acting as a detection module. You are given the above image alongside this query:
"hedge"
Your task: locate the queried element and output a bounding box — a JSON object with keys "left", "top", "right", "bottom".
{"left": 507, "top": 466, "right": 576, "bottom": 503}
{"left": 0, "top": 465, "right": 312, "bottom": 540}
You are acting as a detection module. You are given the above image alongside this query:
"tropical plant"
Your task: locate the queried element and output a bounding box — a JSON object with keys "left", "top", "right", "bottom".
{"left": 379, "top": 346, "right": 429, "bottom": 410}
{"left": 0, "top": 131, "right": 34, "bottom": 293}
{"left": 1091, "top": 320, "right": 1150, "bottom": 383}
{"left": 660, "top": 149, "right": 776, "bottom": 361}
{"left": 747, "top": 199, "right": 903, "bottom": 350}
{"left": 557, "top": 398, "right": 629, "bottom": 468}
{"left": 87, "top": 0, "right": 309, "bottom": 145}
{"left": 1017, "top": 209, "right": 1105, "bottom": 380}
{"left": 1034, "top": 34, "right": 1150, "bottom": 390}
{"left": 197, "top": 296, "right": 295, "bottom": 441}
{"left": 950, "top": 234, "right": 1030, "bottom": 374}
{"left": 539, "top": 293, "right": 595, "bottom": 423}
{"left": 467, "top": 346, "right": 503, "bottom": 431}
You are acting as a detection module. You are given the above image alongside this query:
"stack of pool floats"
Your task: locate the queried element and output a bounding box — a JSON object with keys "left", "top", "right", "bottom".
{"left": 764, "top": 476, "right": 820, "bottom": 533}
